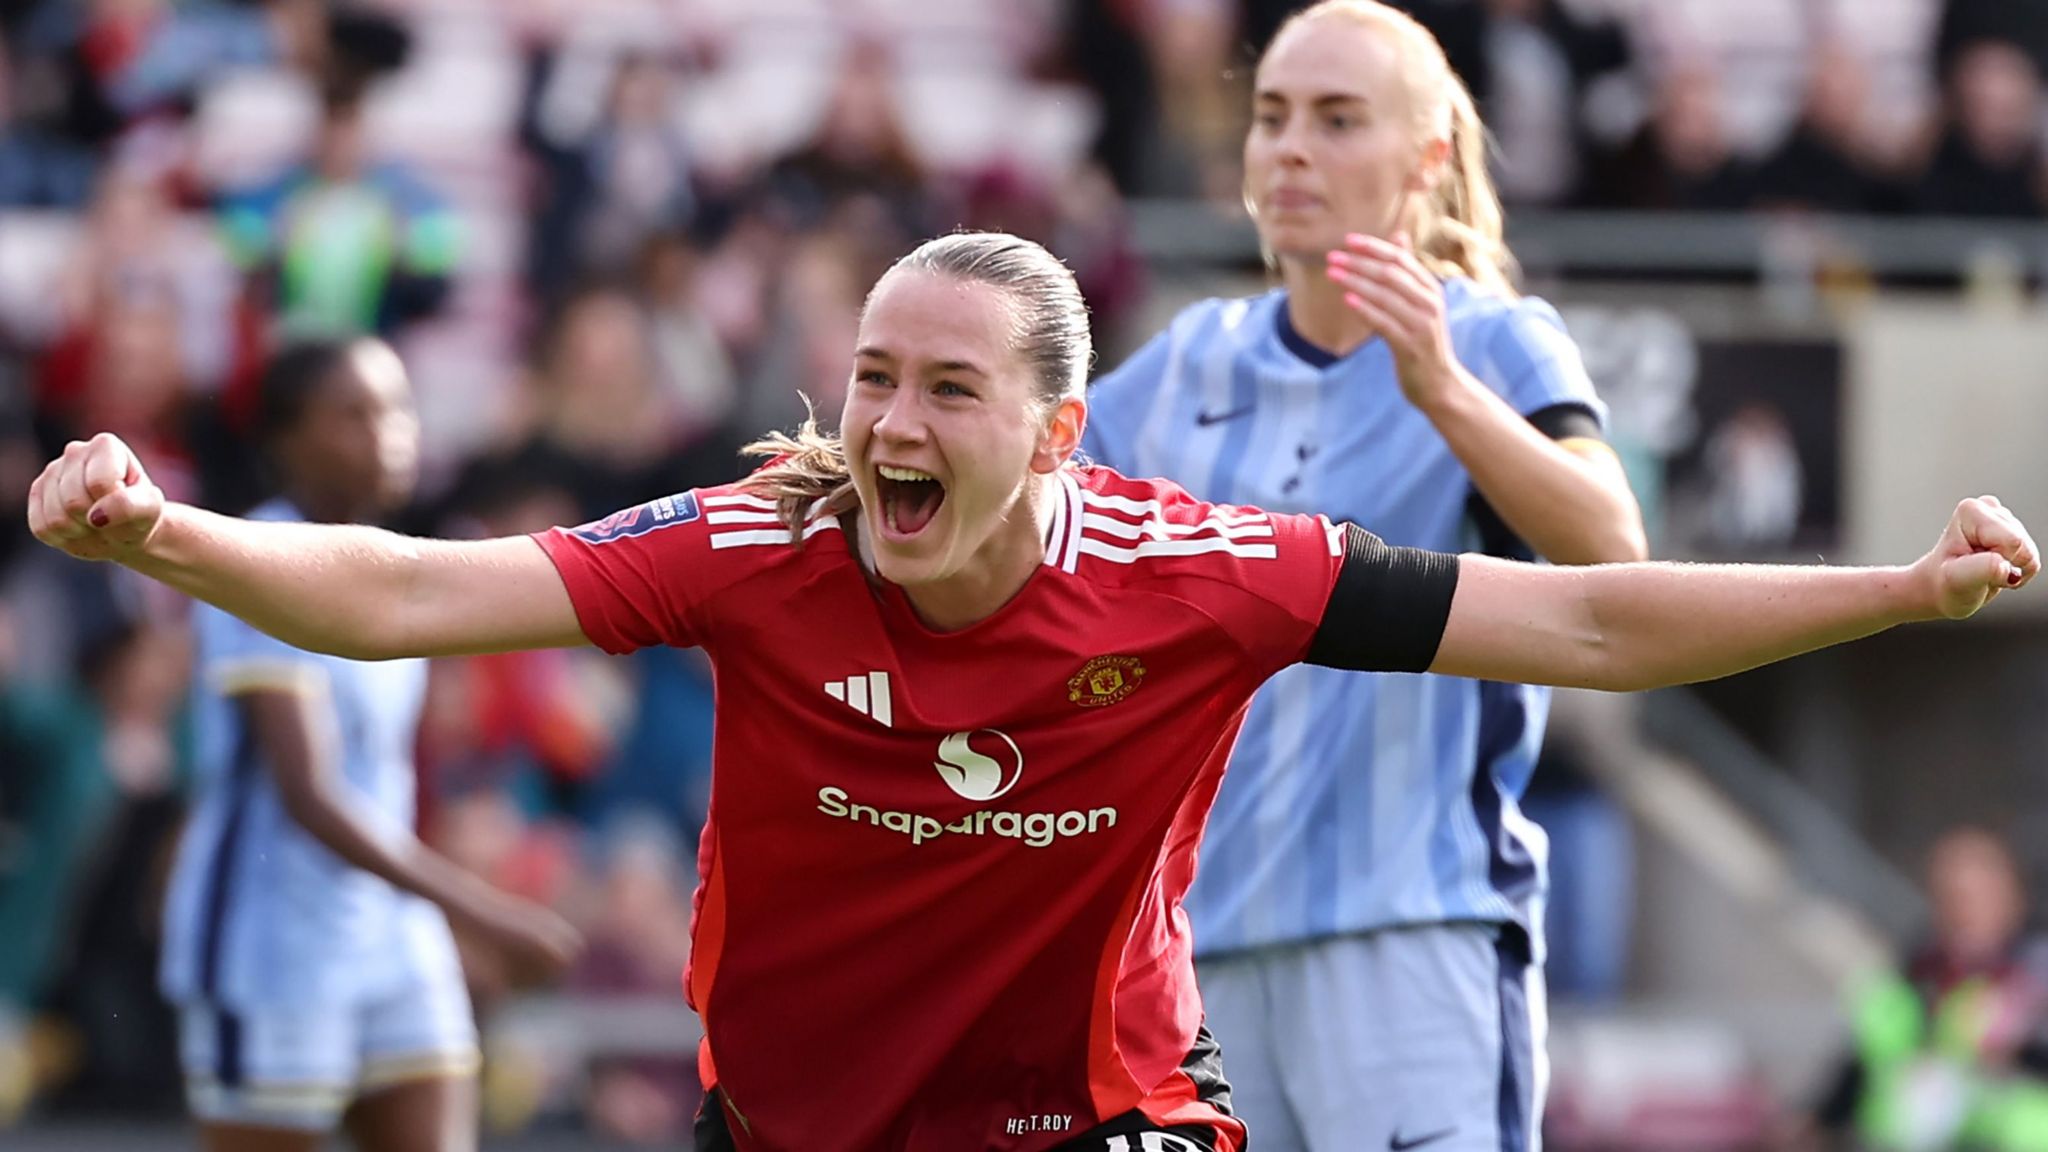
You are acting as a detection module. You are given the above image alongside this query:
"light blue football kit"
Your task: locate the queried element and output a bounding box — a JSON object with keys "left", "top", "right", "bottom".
{"left": 1085, "top": 279, "right": 1607, "bottom": 1152}
{"left": 160, "top": 500, "right": 475, "bottom": 1129}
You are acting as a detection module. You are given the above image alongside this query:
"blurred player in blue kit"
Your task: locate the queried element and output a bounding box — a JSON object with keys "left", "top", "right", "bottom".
{"left": 157, "top": 338, "right": 580, "bottom": 1152}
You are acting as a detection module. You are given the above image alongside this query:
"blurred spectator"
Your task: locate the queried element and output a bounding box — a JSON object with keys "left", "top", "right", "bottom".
{"left": 420, "top": 466, "right": 625, "bottom": 827}
{"left": 427, "top": 784, "right": 579, "bottom": 1011}
{"left": 568, "top": 814, "right": 696, "bottom": 1145}
{"left": 1804, "top": 827, "right": 2048, "bottom": 1152}
{"left": 1054, "top": 0, "right": 1169, "bottom": 196}
{"left": 35, "top": 270, "right": 205, "bottom": 506}
{"left": 26, "top": 616, "right": 189, "bottom": 1117}
{"left": 0, "top": 600, "right": 99, "bottom": 1010}
{"left": 21, "top": 0, "right": 317, "bottom": 149}
{"left": 0, "top": 30, "right": 97, "bottom": 208}
{"left": 35, "top": 164, "right": 244, "bottom": 461}
{"left": 958, "top": 161, "right": 1146, "bottom": 360}
{"left": 0, "top": 357, "right": 39, "bottom": 574}
{"left": 763, "top": 41, "right": 930, "bottom": 233}
{"left": 1626, "top": 0, "right": 1813, "bottom": 161}
{"left": 1585, "top": 59, "right": 1758, "bottom": 211}
{"left": 524, "top": 46, "right": 698, "bottom": 306}
{"left": 1937, "top": 0, "right": 2048, "bottom": 82}
{"left": 219, "top": 73, "right": 458, "bottom": 338}
{"left": 633, "top": 230, "right": 738, "bottom": 449}
{"left": 1754, "top": 46, "right": 1908, "bottom": 215}
{"left": 1914, "top": 40, "right": 2048, "bottom": 217}
{"left": 687, "top": 197, "right": 892, "bottom": 440}
{"left": 501, "top": 283, "right": 708, "bottom": 518}
{"left": 1478, "top": 0, "right": 1634, "bottom": 207}
{"left": 1133, "top": 0, "right": 1241, "bottom": 202}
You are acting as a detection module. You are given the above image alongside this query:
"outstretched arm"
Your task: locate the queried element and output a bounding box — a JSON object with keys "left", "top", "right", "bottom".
{"left": 1430, "top": 497, "right": 2037, "bottom": 691}
{"left": 29, "top": 433, "right": 585, "bottom": 660}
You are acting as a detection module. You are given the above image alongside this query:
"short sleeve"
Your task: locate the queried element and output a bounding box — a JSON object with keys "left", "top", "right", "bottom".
{"left": 195, "top": 602, "right": 328, "bottom": 697}
{"left": 1225, "top": 510, "right": 1347, "bottom": 672}
{"left": 1487, "top": 296, "right": 1606, "bottom": 427}
{"left": 532, "top": 489, "right": 740, "bottom": 656}
{"left": 1082, "top": 326, "right": 1175, "bottom": 473}
{"left": 1083, "top": 474, "right": 1344, "bottom": 676}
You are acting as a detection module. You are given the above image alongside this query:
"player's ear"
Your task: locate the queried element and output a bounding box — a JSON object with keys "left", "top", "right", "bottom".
{"left": 1410, "top": 134, "right": 1451, "bottom": 195}
{"left": 1032, "top": 396, "right": 1086, "bottom": 474}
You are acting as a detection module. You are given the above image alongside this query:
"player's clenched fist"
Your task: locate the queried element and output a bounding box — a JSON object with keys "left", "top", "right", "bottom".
{"left": 27, "top": 432, "right": 165, "bottom": 563}
{"left": 1916, "top": 495, "right": 2041, "bottom": 620}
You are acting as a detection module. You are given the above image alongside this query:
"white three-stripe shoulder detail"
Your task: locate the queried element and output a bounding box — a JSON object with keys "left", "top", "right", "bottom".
{"left": 708, "top": 517, "right": 840, "bottom": 550}
{"left": 1077, "top": 536, "right": 1279, "bottom": 564}
{"left": 1074, "top": 489, "right": 1280, "bottom": 564}
{"left": 702, "top": 492, "right": 779, "bottom": 511}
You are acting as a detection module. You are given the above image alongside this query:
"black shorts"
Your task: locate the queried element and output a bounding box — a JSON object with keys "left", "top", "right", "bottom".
{"left": 694, "top": 1025, "right": 1234, "bottom": 1151}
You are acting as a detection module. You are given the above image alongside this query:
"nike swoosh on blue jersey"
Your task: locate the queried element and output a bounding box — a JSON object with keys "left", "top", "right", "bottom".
{"left": 1194, "top": 405, "right": 1255, "bottom": 426}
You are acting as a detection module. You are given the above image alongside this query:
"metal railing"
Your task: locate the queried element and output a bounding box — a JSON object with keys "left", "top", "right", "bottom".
{"left": 1640, "top": 687, "right": 1926, "bottom": 944}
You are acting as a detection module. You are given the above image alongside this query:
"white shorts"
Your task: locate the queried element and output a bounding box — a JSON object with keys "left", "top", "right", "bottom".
{"left": 176, "top": 960, "right": 478, "bottom": 1131}
{"left": 1195, "top": 923, "right": 1547, "bottom": 1152}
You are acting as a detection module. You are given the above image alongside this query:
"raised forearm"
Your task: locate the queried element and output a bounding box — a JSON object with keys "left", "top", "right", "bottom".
{"left": 1423, "top": 371, "right": 1646, "bottom": 564}
{"left": 127, "top": 504, "right": 434, "bottom": 659}
{"left": 1436, "top": 557, "right": 1931, "bottom": 691}
{"left": 1577, "top": 561, "right": 1925, "bottom": 691}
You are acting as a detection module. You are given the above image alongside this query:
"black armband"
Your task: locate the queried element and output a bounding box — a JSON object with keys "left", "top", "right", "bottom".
{"left": 1304, "top": 524, "right": 1461, "bottom": 673}
{"left": 1527, "top": 402, "right": 1604, "bottom": 444}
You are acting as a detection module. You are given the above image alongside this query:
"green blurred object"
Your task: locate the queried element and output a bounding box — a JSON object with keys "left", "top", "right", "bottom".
{"left": 1853, "top": 971, "right": 2048, "bottom": 1152}
{"left": 0, "top": 686, "right": 107, "bottom": 1009}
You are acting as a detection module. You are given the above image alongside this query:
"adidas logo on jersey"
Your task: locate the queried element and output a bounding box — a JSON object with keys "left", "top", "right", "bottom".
{"left": 825, "top": 671, "right": 893, "bottom": 727}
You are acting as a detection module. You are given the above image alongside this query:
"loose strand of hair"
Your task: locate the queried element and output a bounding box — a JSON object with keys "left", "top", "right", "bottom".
{"left": 738, "top": 400, "right": 860, "bottom": 545}
{"left": 1420, "top": 77, "right": 1520, "bottom": 298}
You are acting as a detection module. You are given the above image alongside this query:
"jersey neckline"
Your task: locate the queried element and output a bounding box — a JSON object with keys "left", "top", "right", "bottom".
{"left": 1270, "top": 277, "right": 1480, "bottom": 371}
{"left": 870, "top": 470, "right": 1086, "bottom": 641}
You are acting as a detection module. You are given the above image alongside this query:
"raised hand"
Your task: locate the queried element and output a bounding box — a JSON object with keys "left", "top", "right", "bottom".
{"left": 27, "top": 432, "right": 166, "bottom": 563}
{"left": 1914, "top": 496, "right": 2040, "bottom": 620}
{"left": 1325, "top": 231, "right": 1458, "bottom": 406}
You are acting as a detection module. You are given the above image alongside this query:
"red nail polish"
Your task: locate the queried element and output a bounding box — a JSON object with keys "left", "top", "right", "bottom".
{"left": 89, "top": 509, "right": 109, "bottom": 528}
{"left": 2010, "top": 568, "right": 2024, "bottom": 586}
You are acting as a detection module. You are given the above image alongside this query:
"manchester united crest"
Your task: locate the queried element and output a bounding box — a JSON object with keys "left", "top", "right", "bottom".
{"left": 1068, "top": 654, "right": 1146, "bottom": 708}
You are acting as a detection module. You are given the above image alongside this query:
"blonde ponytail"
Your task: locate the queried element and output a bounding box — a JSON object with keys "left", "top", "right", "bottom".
{"left": 1416, "top": 74, "right": 1519, "bottom": 297}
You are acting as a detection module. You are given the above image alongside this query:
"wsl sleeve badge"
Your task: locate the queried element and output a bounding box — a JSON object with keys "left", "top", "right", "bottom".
{"left": 569, "top": 491, "right": 702, "bottom": 544}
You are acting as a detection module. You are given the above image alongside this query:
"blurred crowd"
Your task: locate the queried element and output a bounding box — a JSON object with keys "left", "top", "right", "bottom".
{"left": 2, "top": 0, "right": 2048, "bottom": 1143}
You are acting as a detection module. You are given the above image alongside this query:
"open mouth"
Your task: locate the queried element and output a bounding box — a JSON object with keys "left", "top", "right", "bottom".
{"left": 876, "top": 464, "right": 946, "bottom": 538}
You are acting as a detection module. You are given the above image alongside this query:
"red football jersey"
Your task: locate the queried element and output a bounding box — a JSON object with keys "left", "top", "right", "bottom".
{"left": 535, "top": 467, "right": 1343, "bottom": 1152}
